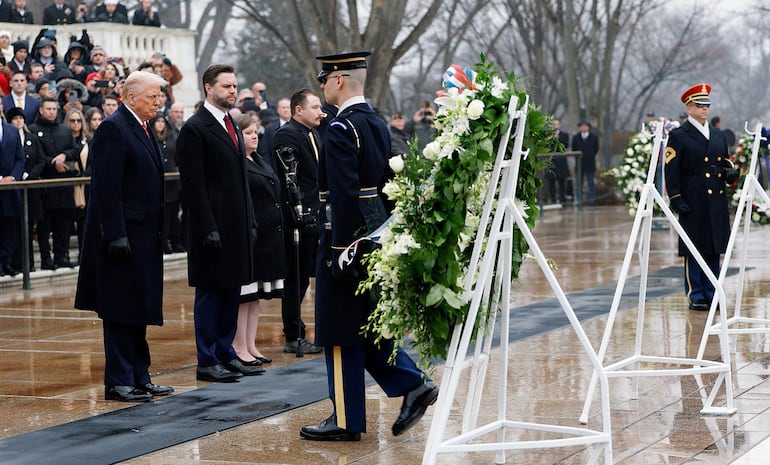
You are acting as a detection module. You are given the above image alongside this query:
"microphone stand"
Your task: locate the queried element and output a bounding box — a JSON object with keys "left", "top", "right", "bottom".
{"left": 276, "top": 146, "right": 305, "bottom": 357}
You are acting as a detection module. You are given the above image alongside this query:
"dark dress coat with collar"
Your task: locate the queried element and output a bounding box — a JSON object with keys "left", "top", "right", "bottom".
{"left": 273, "top": 117, "right": 321, "bottom": 228}
{"left": 315, "top": 102, "right": 391, "bottom": 346}
{"left": 74, "top": 104, "right": 165, "bottom": 325}
{"left": 245, "top": 152, "right": 286, "bottom": 282}
{"left": 664, "top": 121, "right": 731, "bottom": 257}
{"left": 572, "top": 130, "right": 599, "bottom": 173}
{"left": 176, "top": 105, "right": 255, "bottom": 288}
{"left": 2, "top": 94, "right": 40, "bottom": 126}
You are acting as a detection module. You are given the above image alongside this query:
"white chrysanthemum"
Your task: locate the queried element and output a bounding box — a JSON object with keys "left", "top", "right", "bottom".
{"left": 382, "top": 180, "right": 400, "bottom": 199}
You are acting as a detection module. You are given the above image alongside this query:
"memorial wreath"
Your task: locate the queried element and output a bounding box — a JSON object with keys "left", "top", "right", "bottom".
{"left": 359, "top": 55, "right": 556, "bottom": 367}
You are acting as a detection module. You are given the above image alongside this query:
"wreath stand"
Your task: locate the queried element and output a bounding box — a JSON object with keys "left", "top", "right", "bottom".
{"left": 422, "top": 95, "right": 612, "bottom": 465}
{"left": 696, "top": 123, "right": 770, "bottom": 359}
{"left": 578, "top": 121, "right": 737, "bottom": 426}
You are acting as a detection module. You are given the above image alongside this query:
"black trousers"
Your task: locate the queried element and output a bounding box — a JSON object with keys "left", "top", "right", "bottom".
{"left": 281, "top": 231, "right": 317, "bottom": 341}
{"left": 102, "top": 320, "right": 151, "bottom": 386}
{"left": 38, "top": 207, "right": 73, "bottom": 263}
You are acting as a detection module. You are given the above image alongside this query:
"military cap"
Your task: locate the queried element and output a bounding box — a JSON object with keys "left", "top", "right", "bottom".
{"left": 680, "top": 83, "right": 711, "bottom": 105}
{"left": 315, "top": 51, "right": 371, "bottom": 81}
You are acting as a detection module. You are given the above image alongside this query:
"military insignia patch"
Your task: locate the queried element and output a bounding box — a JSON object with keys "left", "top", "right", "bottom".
{"left": 665, "top": 147, "right": 676, "bottom": 164}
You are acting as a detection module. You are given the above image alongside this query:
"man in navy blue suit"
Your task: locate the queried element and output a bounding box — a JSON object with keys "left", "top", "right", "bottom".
{"left": 75, "top": 71, "right": 174, "bottom": 402}
{"left": 0, "top": 114, "right": 24, "bottom": 276}
{"left": 2, "top": 71, "right": 40, "bottom": 126}
{"left": 177, "top": 64, "right": 262, "bottom": 382}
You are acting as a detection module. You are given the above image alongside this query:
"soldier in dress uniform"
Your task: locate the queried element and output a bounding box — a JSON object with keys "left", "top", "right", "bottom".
{"left": 665, "top": 83, "right": 738, "bottom": 311}
{"left": 300, "top": 51, "right": 438, "bottom": 442}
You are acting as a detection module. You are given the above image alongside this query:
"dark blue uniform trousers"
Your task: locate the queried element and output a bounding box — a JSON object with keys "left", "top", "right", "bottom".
{"left": 193, "top": 287, "right": 239, "bottom": 366}
{"left": 684, "top": 254, "right": 720, "bottom": 304}
{"left": 325, "top": 336, "right": 428, "bottom": 433}
{"left": 102, "top": 320, "right": 151, "bottom": 386}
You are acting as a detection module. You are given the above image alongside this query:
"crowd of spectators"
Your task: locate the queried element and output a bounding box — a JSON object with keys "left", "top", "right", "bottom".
{"left": 0, "top": 19, "right": 182, "bottom": 275}
{"left": 0, "top": 0, "right": 162, "bottom": 27}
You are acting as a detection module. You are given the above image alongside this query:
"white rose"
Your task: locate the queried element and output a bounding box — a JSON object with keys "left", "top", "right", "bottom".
{"left": 423, "top": 141, "right": 441, "bottom": 160}
{"left": 388, "top": 155, "right": 404, "bottom": 173}
{"left": 467, "top": 99, "right": 485, "bottom": 120}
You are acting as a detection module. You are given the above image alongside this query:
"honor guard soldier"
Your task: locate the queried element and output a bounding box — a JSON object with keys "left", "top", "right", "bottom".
{"left": 665, "top": 83, "right": 738, "bottom": 311}
{"left": 300, "top": 51, "right": 438, "bottom": 441}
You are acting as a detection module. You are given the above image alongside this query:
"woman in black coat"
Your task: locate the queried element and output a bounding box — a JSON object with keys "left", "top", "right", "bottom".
{"left": 231, "top": 114, "right": 286, "bottom": 365}
{"left": 150, "top": 114, "right": 183, "bottom": 253}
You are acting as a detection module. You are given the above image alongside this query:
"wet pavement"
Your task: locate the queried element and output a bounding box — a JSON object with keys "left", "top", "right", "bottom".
{"left": 2, "top": 205, "right": 770, "bottom": 464}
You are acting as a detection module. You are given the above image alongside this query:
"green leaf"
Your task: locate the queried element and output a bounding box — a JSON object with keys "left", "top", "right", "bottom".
{"left": 426, "top": 284, "right": 444, "bottom": 306}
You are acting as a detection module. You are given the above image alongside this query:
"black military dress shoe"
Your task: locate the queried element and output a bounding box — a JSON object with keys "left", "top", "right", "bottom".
{"left": 55, "top": 259, "right": 77, "bottom": 268}
{"left": 105, "top": 385, "right": 153, "bottom": 402}
{"left": 688, "top": 300, "right": 710, "bottom": 311}
{"left": 196, "top": 364, "right": 243, "bottom": 382}
{"left": 135, "top": 382, "right": 174, "bottom": 396}
{"left": 300, "top": 416, "right": 361, "bottom": 441}
{"left": 392, "top": 381, "right": 439, "bottom": 436}
{"left": 41, "top": 260, "right": 56, "bottom": 270}
{"left": 223, "top": 358, "right": 265, "bottom": 375}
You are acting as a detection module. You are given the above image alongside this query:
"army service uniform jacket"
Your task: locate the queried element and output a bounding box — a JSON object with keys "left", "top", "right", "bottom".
{"left": 315, "top": 101, "right": 390, "bottom": 346}
{"left": 664, "top": 121, "right": 731, "bottom": 257}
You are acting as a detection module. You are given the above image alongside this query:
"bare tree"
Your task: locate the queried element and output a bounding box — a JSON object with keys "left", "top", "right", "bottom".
{"left": 224, "top": 0, "right": 483, "bottom": 108}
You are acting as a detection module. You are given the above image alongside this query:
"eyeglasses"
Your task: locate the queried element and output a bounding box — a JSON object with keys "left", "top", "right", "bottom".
{"left": 694, "top": 103, "right": 710, "bottom": 109}
{"left": 69, "top": 119, "right": 82, "bottom": 123}
{"left": 318, "top": 73, "right": 350, "bottom": 85}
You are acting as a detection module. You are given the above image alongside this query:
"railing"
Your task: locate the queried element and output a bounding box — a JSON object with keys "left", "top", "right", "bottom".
{"left": 0, "top": 172, "right": 179, "bottom": 290}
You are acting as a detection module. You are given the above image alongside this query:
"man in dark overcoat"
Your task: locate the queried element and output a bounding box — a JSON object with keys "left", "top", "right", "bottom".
{"left": 300, "top": 51, "right": 437, "bottom": 442}
{"left": 571, "top": 120, "right": 599, "bottom": 205}
{"left": 30, "top": 96, "right": 79, "bottom": 269}
{"left": 665, "top": 83, "right": 737, "bottom": 310}
{"left": 176, "top": 64, "right": 261, "bottom": 382}
{"left": 273, "top": 88, "right": 324, "bottom": 354}
{"left": 546, "top": 117, "right": 571, "bottom": 204}
{"left": 74, "top": 71, "right": 173, "bottom": 402}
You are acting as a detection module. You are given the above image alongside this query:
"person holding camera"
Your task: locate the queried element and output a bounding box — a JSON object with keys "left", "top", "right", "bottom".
{"left": 272, "top": 88, "right": 324, "bottom": 355}
{"left": 407, "top": 101, "right": 436, "bottom": 153}
{"left": 132, "top": 0, "right": 160, "bottom": 27}
{"left": 64, "top": 40, "right": 94, "bottom": 83}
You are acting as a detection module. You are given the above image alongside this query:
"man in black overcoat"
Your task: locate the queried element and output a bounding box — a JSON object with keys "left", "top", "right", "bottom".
{"left": 273, "top": 88, "right": 324, "bottom": 354}
{"left": 300, "top": 51, "right": 437, "bottom": 442}
{"left": 0, "top": 115, "right": 24, "bottom": 276}
{"left": 571, "top": 120, "right": 599, "bottom": 205}
{"left": 665, "top": 83, "right": 737, "bottom": 311}
{"left": 546, "top": 117, "right": 571, "bottom": 204}
{"left": 176, "top": 64, "right": 262, "bottom": 382}
{"left": 75, "top": 71, "right": 173, "bottom": 402}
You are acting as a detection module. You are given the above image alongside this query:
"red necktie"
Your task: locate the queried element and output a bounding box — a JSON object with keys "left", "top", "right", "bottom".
{"left": 224, "top": 114, "right": 238, "bottom": 148}
{"left": 141, "top": 122, "right": 150, "bottom": 139}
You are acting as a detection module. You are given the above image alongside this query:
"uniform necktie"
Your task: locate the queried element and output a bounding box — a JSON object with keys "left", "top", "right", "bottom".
{"left": 308, "top": 131, "right": 319, "bottom": 161}
{"left": 224, "top": 114, "right": 238, "bottom": 148}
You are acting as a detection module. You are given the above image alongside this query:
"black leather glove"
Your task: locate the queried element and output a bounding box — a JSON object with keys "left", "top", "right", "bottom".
{"left": 107, "top": 236, "right": 131, "bottom": 259}
{"left": 670, "top": 197, "right": 691, "bottom": 215}
{"left": 202, "top": 230, "right": 222, "bottom": 256}
{"left": 299, "top": 214, "right": 317, "bottom": 233}
{"left": 724, "top": 168, "right": 739, "bottom": 184}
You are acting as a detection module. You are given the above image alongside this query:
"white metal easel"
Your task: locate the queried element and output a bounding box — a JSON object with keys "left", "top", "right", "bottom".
{"left": 422, "top": 96, "right": 612, "bottom": 465}
{"left": 697, "top": 123, "right": 770, "bottom": 359}
{"left": 579, "top": 121, "right": 737, "bottom": 425}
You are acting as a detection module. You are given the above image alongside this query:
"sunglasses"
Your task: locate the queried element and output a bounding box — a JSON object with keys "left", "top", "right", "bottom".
{"left": 69, "top": 119, "right": 82, "bottom": 123}
{"left": 317, "top": 73, "right": 350, "bottom": 84}
{"left": 694, "top": 103, "right": 710, "bottom": 109}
